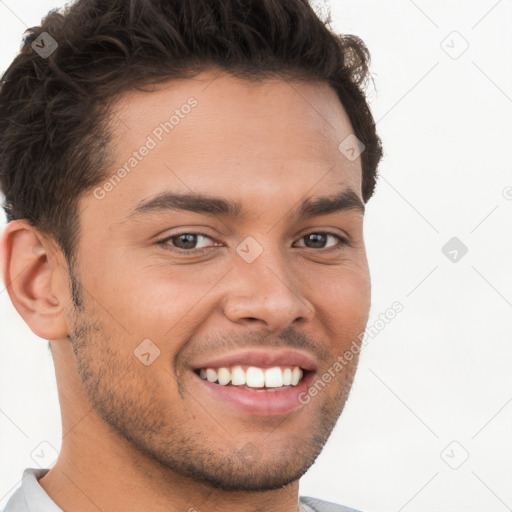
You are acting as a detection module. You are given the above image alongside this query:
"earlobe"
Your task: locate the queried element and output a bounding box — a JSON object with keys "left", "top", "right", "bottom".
{"left": 1, "top": 220, "right": 70, "bottom": 340}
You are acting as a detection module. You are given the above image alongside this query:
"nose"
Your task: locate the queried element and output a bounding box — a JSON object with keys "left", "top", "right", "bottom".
{"left": 221, "top": 246, "right": 315, "bottom": 332}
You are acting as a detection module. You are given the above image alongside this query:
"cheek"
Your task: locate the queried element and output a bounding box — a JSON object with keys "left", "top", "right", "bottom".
{"left": 299, "top": 254, "right": 370, "bottom": 303}
{"left": 86, "top": 263, "right": 224, "bottom": 345}
{"left": 305, "top": 264, "right": 371, "bottom": 339}
{"left": 80, "top": 239, "right": 370, "bottom": 339}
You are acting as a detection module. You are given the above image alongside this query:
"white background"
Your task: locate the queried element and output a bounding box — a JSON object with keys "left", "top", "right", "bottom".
{"left": 1, "top": 1, "right": 511, "bottom": 511}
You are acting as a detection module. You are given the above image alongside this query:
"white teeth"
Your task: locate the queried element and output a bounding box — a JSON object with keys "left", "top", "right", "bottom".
{"left": 246, "top": 367, "right": 265, "bottom": 388}
{"left": 197, "top": 365, "right": 305, "bottom": 389}
{"left": 264, "top": 367, "right": 283, "bottom": 388}
{"left": 206, "top": 368, "right": 217, "bottom": 383}
{"left": 291, "top": 367, "right": 303, "bottom": 386}
{"left": 283, "top": 368, "right": 292, "bottom": 386}
{"left": 231, "top": 365, "right": 246, "bottom": 385}
{"left": 217, "top": 367, "right": 231, "bottom": 385}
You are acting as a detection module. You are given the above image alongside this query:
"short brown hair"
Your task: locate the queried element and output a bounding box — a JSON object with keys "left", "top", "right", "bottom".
{"left": 0, "top": 0, "right": 383, "bottom": 264}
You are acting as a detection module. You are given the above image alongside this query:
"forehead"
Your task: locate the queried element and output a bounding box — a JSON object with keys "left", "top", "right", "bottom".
{"left": 113, "top": 69, "right": 353, "bottom": 136}
{"left": 93, "top": 69, "right": 363, "bottom": 220}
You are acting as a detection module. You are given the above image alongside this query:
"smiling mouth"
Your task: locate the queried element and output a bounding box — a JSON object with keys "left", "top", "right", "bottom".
{"left": 193, "top": 365, "right": 307, "bottom": 391}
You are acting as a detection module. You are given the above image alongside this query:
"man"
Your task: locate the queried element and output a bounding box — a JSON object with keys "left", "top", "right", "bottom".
{"left": 0, "top": 0, "right": 382, "bottom": 510}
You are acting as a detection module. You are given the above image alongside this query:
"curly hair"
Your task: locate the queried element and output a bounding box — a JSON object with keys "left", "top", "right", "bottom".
{"left": 0, "top": 0, "right": 383, "bottom": 264}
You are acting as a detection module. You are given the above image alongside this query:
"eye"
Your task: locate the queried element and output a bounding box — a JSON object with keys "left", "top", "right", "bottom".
{"left": 157, "top": 231, "right": 349, "bottom": 254}
{"left": 294, "top": 232, "right": 348, "bottom": 250}
{"left": 158, "top": 232, "right": 218, "bottom": 252}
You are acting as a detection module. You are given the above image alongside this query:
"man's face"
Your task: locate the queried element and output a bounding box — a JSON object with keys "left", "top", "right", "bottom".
{"left": 65, "top": 70, "right": 371, "bottom": 491}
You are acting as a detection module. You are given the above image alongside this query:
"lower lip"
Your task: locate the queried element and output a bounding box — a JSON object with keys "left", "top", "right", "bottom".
{"left": 191, "top": 370, "right": 316, "bottom": 417}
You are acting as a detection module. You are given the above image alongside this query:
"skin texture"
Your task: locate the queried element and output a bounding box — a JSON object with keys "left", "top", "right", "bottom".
{"left": 2, "top": 69, "right": 371, "bottom": 512}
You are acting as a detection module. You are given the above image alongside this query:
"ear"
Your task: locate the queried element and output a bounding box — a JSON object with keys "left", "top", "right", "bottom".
{"left": 1, "top": 220, "right": 71, "bottom": 340}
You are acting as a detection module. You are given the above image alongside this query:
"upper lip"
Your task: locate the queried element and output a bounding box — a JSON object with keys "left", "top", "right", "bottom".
{"left": 190, "top": 349, "right": 318, "bottom": 372}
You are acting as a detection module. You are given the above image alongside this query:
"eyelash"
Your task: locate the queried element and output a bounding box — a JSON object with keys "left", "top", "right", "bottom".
{"left": 157, "top": 231, "right": 350, "bottom": 255}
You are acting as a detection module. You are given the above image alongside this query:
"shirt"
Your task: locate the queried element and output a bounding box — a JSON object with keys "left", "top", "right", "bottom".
{"left": 2, "top": 468, "right": 362, "bottom": 512}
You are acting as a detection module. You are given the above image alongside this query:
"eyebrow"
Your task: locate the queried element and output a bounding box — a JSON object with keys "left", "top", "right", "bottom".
{"left": 128, "top": 188, "right": 365, "bottom": 220}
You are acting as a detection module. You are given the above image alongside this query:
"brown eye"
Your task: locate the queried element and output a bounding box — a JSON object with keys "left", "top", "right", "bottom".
{"left": 295, "top": 232, "right": 348, "bottom": 250}
{"left": 159, "top": 233, "right": 216, "bottom": 251}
